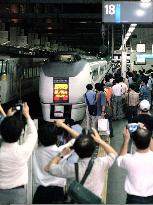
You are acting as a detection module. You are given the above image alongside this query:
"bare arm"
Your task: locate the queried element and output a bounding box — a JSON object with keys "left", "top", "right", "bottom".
{"left": 0, "top": 104, "right": 6, "bottom": 117}
{"left": 119, "top": 127, "right": 130, "bottom": 156}
{"left": 91, "top": 128, "right": 117, "bottom": 156}
{"left": 55, "top": 120, "right": 80, "bottom": 138}
{"left": 44, "top": 147, "right": 71, "bottom": 172}
{"left": 149, "top": 138, "right": 153, "bottom": 151}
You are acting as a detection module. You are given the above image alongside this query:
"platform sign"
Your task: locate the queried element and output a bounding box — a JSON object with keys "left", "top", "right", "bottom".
{"left": 53, "top": 78, "right": 69, "bottom": 103}
{"left": 102, "top": 1, "right": 153, "bottom": 23}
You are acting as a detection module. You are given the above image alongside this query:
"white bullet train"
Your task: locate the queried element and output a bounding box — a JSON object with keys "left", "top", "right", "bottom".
{"left": 39, "top": 53, "right": 110, "bottom": 122}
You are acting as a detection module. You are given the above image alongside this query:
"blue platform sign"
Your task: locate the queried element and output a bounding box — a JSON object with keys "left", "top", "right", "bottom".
{"left": 102, "top": 1, "right": 153, "bottom": 24}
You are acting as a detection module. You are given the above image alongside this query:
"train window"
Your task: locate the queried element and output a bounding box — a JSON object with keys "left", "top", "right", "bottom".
{"left": 92, "top": 69, "right": 98, "bottom": 81}
{"left": 100, "top": 66, "right": 104, "bottom": 74}
{"left": 33, "top": 67, "right": 36, "bottom": 77}
{"left": 37, "top": 67, "right": 40, "bottom": 76}
{"left": 29, "top": 67, "right": 32, "bottom": 78}
{"left": 0, "top": 61, "right": 3, "bottom": 74}
{"left": 23, "top": 68, "right": 28, "bottom": 79}
{"left": 49, "top": 54, "right": 78, "bottom": 63}
{"left": 0, "top": 60, "right": 7, "bottom": 74}
{"left": 42, "top": 60, "right": 86, "bottom": 77}
{"left": 59, "top": 55, "right": 74, "bottom": 63}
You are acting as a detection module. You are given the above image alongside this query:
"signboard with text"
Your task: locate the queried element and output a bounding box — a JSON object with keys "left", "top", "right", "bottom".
{"left": 53, "top": 78, "right": 69, "bottom": 103}
{"left": 102, "top": 1, "right": 153, "bottom": 23}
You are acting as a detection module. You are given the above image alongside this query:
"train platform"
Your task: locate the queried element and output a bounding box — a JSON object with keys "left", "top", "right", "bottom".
{"left": 107, "top": 119, "right": 127, "bottom": 204}
{"left": 26, "top": 118, "right": 129, "bottom": 204}
{"left": 107, "top": 109, "right": 153, "bottom": 204}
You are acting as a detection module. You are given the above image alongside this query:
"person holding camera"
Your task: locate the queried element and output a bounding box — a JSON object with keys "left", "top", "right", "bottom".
{"left": 33, "top": 120, "right": 80, "bottom": 204}
{"left": 45, "top": 122, "right": 117, "bottom": 200}
{"left": 117, "top": 123, "right": 153, "bottom": 204}
{"left": 132, "top": 99, "right": 153, "bottom": 131}
{"left": 0, "top": 102, "right": 38, "bottom": 205}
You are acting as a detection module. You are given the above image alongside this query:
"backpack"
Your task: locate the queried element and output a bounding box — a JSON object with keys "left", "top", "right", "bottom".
{"left": 67, "top": 159, "right": 102, "bottom": 204}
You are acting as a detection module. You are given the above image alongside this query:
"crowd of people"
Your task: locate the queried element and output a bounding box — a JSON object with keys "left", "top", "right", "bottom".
{"left": 0, "top": 69, "right": 153, "bottom": 204}
{"left": 84, "top": 69, "right": 153, "bottom": 132}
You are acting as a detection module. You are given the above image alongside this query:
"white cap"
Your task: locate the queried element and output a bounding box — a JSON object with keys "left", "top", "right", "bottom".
{"left": 139, "top": 100, "right": 150, "bottom": 111}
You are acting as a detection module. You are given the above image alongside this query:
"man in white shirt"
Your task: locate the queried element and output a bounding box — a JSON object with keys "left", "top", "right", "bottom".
{"left": 112, "top": 78, "right": 124, "bottom": 120}
{"left": 33, "top": 121, "right": 79, "bottom": 204}
{"left": 45, "top": 124, "right": 117, "bottom": 201}
{"left": 119, "top": 76, "right": 128, "bottom": 96}
{"left": 117, "top": 123, "right": 153, "bottom": 204}
{"left": 0, "top": 103, "right": 38, "bottom": 205}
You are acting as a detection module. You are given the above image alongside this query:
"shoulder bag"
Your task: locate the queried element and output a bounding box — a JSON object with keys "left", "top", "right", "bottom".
{"left": 67, "top": 148, "right": 103, "bottom": 204}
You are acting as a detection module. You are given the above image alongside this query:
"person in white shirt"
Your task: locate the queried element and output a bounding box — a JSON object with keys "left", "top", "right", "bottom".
{"left": 33, "top": 121, "right": 79, "bottom": 204}
{"left": 117, "top": 123, "right": 153, "bottom": 204}
{"left": 0, "top": 102, "right": 38, "bottom": 205}
{"left": 112, "top": 77, "right": 124, "bottom": 120}
{"left": 45, "top": 124, "right": 117, "bottom": 202}
{"left": 119, "top": 76, "right": 128, "bottom": 96}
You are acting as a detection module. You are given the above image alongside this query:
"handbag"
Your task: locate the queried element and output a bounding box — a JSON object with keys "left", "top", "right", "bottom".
{"left": 67, "top": 150, "right": 102, "bottom": 204}
{"left": 98, "top": 118, "right": 110, "bottom": 136}
{"left": 85, "top": 93, "right": 97, "bottom": 116}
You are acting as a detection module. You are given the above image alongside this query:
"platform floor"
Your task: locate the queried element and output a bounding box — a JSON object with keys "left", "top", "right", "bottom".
{"left": 107, "top": 119, "right": 127, "bottom": 204}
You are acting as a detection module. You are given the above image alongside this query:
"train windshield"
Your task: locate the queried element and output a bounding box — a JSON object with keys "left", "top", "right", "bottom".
{"left": 49, "top": 54, "right": 81, "bottom": 63}
{"left": 42, "top": 60, "right": 86, "bottom": 77}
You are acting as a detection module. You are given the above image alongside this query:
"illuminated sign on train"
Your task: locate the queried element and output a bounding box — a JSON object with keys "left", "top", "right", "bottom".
{"left": 53, "top": 78, "right": 69, "bottom": 103}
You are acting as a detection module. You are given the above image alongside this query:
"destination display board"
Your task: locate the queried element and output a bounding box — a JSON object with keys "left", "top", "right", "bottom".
{"left": 53, "top": 78, "right": 69, "bottom": 103}
{"left": 102, "top": 1, "right": 153, "bottom": 23}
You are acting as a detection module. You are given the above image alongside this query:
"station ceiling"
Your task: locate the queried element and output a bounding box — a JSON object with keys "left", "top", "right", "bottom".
{"left": 0, "top": 0, "right": 146, "bottom": 55}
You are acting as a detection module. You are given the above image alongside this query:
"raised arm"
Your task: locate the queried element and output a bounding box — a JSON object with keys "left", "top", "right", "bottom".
{"left": 119, "top": 127, "right": 130, "bottom": 156}
{"left": 54, "top": 120, "right": 80, "bottom": 138}
{"left": 17, "top": 102, "right": 38, "bottom": 159}
{"left": 0, "top": 104, "right": 6, "bottom": 117}
{"left": 91, "top": 128, "right": 117, "bottom": 156}
{"left": 44, "top": 147, "right": 71, "bottom": 172}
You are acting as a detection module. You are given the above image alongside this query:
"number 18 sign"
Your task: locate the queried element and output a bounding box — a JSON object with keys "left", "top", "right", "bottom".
{"left": 102, "top": 1, "right": 153, "bottom": 24}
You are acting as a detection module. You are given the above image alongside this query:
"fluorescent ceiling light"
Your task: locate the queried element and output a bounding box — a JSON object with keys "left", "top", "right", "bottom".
{"left": 125, "top": 33, "right": 131, "bottom": 37}
{"left": 136, "top": 9, "right": 145, "bottom": 17}
{"left": 128, "top": 27, "right": 135, "bottom": 33}
{"left": 131, "top": 24, "right": 137, "bottom": 27}
{"left": 140, "top": 0, "right": 151, "bottom": 2}
{"left": 140, "top": 2, "right": 151, "bottom": 8}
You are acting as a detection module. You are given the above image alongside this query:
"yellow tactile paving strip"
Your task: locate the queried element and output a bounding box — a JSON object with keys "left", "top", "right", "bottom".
{"left": 98, "top": 138, "right": 110, "bottom": 204}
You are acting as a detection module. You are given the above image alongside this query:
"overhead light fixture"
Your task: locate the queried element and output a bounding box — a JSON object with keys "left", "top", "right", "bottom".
{"left": 131, "top": 24, "right": 137, "bottom": 27}
{"left": 128, "top": 27, "right": 135, "bottom": 33}
{"left": 119, "top": 24, "right": 137, "bottom": 50}
{"left": 126, "top": 33, "right": 131, "bottom": 37}
{"left": 79, "top": 21, "right": 87, "bottom": 24}
{"left": 140, "top": 0, "right": 151, "bottom": 2}
{"left": 136, "top": 9, "right": 145, "bottom": 17}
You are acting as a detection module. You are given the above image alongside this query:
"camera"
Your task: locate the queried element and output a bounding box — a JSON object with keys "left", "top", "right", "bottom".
{"left": 127, "top": 123, "right": 139, "bottom": 133}
{"left": 14, "top": 103, "right": 23, "bottom": 111}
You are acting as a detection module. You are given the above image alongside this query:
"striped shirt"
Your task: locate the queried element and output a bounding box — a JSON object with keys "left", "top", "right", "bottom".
{"left": 125, "top": 91, "right": 139, "bottom": 106}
